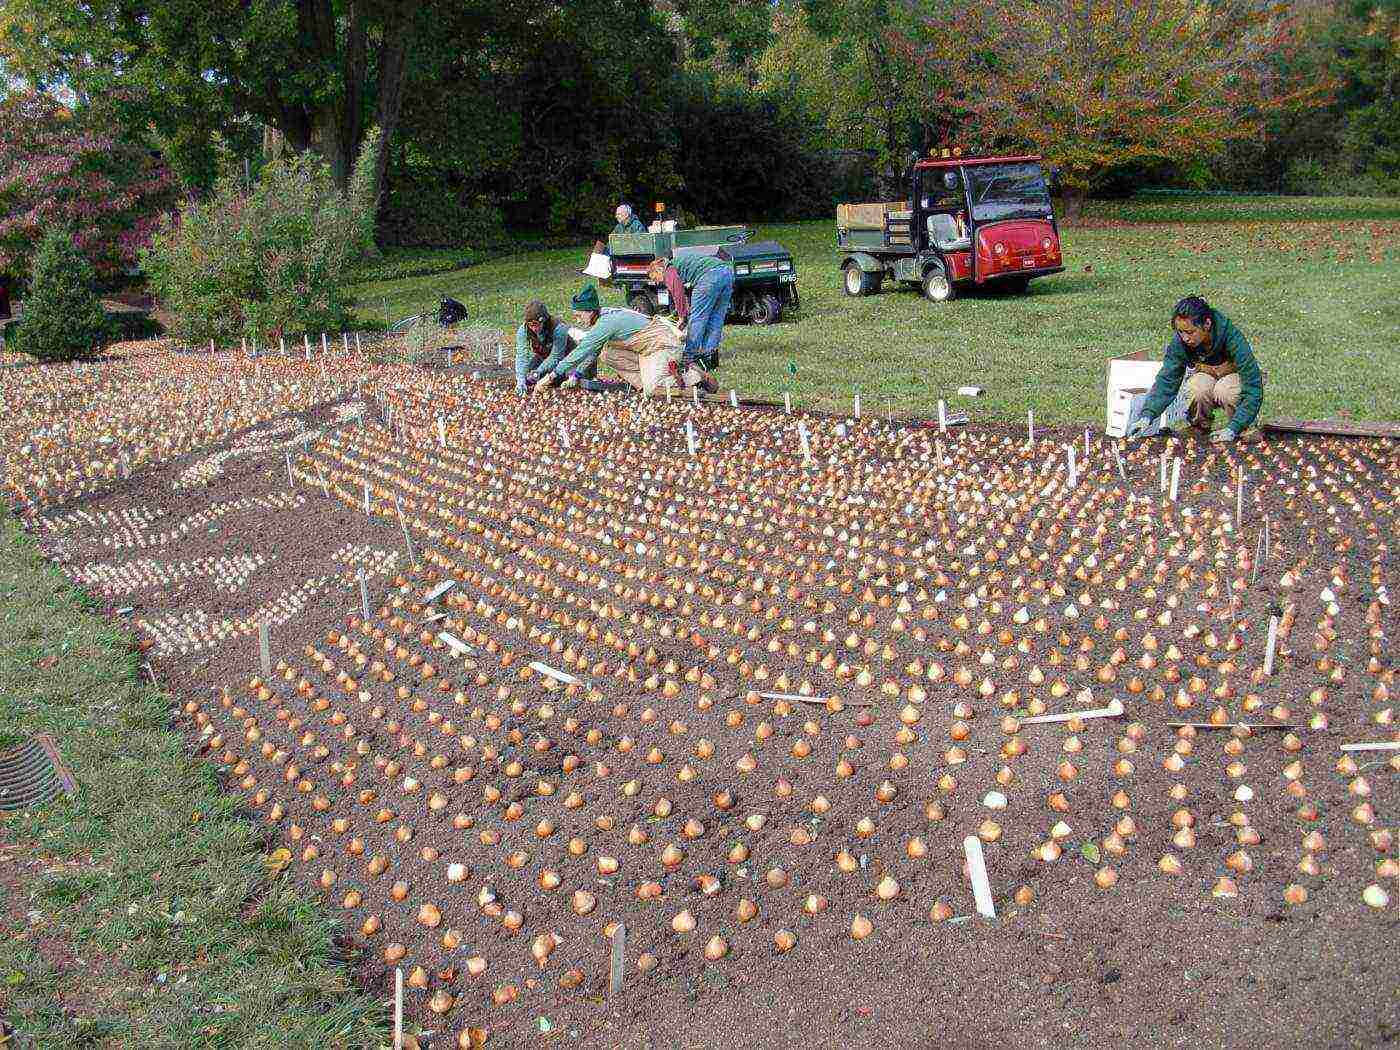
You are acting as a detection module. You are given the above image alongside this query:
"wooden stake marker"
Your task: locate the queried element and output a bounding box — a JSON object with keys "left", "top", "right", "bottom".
{"left": 784, "top": 391, "right": 792, "bottom": 414}
{"left": 854, "top": 392, "right": 862, "bottom": 418}
{"left": 938, "top": 399, "right": 947, "bottom": 434}
{"left": 962, "top": 836, "right": 996, "bottom": 919}
{"left": 393, "top": 967, "right": 404, "bottom": 1050}
{"left": 394, "top": 496, "right": 416, "bottom": 567}
{"left": 363, "top": 479, "right": 371, "bottom": 516}
{"left": 609, "top": 923, "right": 626, "bottom": 997}
{"left": 1263, "top": 614, "right": 1280, "bottom": 675}
{"left": 1340, "top": 741, "right": 1400, "bottom": 753}
{"left": 1167, "top": 721, "right": 1304, "bottom": 731}
{"left": 1020, "top": 699, "right": 1125, "bottom": 725}
{"left": 684, "top": 419, "right": 698, "bottom": 457}
{"left": 729, "top": 389, "right": 738, "bottom": 408}
{"left": 438, "top": 632, "right": 472, "bottom": 658}
{"left": 357, "top": 569, "right": 370, "bottom": 619}
{"left": 424, "top": 579, "right": 456, "bottom": 603}
{"left": 1169, "top": 457, "right": 1182, "bottom": 502}
{"left": 258, "top": 622, "right": 271, "bottom": 676}
{"left": 1027, "top": 409, "right": 1034, "bottom": 445}
{"left": 530, "top": 661, "right": 582, "bottom": 685}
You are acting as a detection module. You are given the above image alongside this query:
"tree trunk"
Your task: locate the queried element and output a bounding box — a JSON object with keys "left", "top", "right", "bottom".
{"left": 264, "top": 0, "right": 416, "bottom": 199}
{"left": 1060, "top": 184, "right": 1088, "bottom": 221}
{"left": 369, "top": 2, "right": 416, "bottom": 207}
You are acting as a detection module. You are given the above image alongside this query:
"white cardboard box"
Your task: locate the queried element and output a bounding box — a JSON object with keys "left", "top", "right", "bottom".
{"left": 1105, "top": 353, "right": 1189, "bottom": 437}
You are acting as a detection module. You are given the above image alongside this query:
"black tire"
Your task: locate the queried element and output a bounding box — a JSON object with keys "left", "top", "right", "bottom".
{"left": 748, "top": 292, "right": 781, "bottom": 326}
{"left": 842, "top": 263, "right": 877, "bottom": 297}
{"left": 923, "top": 264, "right": 955, "bottom": 303}
{"left": 627, "top": 290, "right": 656, "bottom": 316}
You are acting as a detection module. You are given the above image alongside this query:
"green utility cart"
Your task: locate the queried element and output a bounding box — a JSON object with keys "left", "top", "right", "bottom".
{"left": 604, "top": 225, "right": 800, "bottom": 325}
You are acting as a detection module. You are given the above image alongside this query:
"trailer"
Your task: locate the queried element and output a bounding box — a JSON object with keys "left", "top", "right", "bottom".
{"left": 836, "top": 152, "right": 1064, "bottom": 302}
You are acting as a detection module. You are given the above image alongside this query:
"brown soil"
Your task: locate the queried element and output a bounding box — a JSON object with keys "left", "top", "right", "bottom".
{"left": 17, "top": 351, "right": 1400, "bottom": 1049}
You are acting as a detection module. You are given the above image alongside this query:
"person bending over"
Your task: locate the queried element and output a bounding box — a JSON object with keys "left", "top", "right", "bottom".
{"left": 1128, "top": 295, "right": 1264, "bottom": 443}
{"left": 534, "top": 284, "right": 648, "bottom": 392}
{"left": 646, "top": 256, "right": 719, "bottom": 393}
{"left": 659, "top": 250, "right": 733, "bottom": 376}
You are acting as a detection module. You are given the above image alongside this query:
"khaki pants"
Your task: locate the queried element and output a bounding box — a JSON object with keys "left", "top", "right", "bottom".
{"left": 1186, "top": 371, "right": 1241, "bottom": 428}
{"left": 600, "top": 319, "right": 686, "bottom": 394}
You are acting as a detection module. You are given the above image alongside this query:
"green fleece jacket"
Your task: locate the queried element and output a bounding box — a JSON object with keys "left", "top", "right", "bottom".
{"left": 672, "top": 251, "right": 730, "bottom": 285}
{"left": 515, "top": 316, "right": 572, "bottom": 384}
{"left": 552, "top": 307, "right": 649, "bottom": 377}
{"left": 1141, "top": 308, "right": 1264, "bottom": 434}
{"left": 612, "top": 217, "right": 647, "bottom": 234}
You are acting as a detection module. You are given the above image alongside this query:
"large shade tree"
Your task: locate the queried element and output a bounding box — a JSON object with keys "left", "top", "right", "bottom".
{"left": 894, "top": 0, "right": 1333, "bottom": 210}
{"left": 0, "top": 0, "right": 782, "bottom": 208}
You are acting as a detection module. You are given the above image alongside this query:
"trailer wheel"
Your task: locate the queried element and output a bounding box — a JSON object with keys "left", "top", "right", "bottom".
{"left": 843, "top": 263, "right": 876, "bottom": 297}
{"left": 627, "top": 290, "right": 656, "bottom": 316}
{"left": 923, "top": 264, "right": 955, "bottom": 303}
{"left": 748, "top": 292, "right": 782, "bottom": 326}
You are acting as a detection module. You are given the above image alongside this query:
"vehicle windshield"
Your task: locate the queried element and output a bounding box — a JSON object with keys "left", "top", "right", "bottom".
{"left": 966, "top": 163, "right": 1052, "bottom": 223}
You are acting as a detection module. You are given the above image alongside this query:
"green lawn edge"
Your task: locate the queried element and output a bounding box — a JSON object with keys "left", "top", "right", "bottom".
{"left": 346, "top": 195, "right": 1400, "bottom": 425}
{"left": 0, "top": 511, "right": 388, "bottom": 1049}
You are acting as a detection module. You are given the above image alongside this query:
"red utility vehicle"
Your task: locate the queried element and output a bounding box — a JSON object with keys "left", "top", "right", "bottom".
{"left": 836, "top": 151, "right": 1064, "bottom": 302}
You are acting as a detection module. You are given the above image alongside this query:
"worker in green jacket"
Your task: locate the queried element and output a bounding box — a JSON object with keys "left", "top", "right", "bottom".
{"left": 534, "top": 284, "right": 649, "bottom": 392}
{"left": 1128, "top": 296, "right": 1264, "bottom": 443}
{"left": 668, "top": 250, "right": 734, "bottom": 373}
{"left": 514, "top": 300, "right": 575, "bottom": 395}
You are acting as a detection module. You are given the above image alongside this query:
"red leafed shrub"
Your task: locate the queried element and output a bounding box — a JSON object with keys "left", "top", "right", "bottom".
{"left": 0, "top": 92, "right": 181, "bottom": 288}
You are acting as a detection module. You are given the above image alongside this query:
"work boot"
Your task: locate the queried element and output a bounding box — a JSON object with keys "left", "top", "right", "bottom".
{"left": 685, "top": 361, "right": 719, "bottom": 394}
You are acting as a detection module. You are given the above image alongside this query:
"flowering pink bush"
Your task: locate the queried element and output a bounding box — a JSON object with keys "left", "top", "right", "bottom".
{"left": 0, "top": 92, "right": 180, "bottom": 286}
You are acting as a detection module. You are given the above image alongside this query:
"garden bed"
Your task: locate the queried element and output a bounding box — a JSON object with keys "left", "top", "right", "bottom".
{"left": 9, "top": 343, "right": 1399, "bottom": 1047}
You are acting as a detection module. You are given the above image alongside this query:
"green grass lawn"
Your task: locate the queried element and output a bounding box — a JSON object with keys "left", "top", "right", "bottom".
{"left": 348, "top": 194, "right": 1400, "bottom": 422}
{"left": 0, "top": 514, "right": 386, "bottom": 1049}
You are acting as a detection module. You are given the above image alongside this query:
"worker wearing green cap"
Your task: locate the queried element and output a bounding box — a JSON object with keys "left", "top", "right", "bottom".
{"left": 534, "top": 284, "right": 649, "bottom": 392}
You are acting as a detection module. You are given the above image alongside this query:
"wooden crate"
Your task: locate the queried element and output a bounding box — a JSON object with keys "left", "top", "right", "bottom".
{"left": 837, "top": 201, "right": 910, "bottom": 229}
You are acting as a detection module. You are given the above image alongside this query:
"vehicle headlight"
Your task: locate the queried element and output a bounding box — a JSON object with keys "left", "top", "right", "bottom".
{"left": 778, "top": 261, "right": 792, "bottom": 271}
{"left": 993, "top": 242, "right": 1006, "bottom": 255}
{"left": 735, "top": 264, "right": 751, "bottom": 275}
{"left": 1041, "top": 237, "right": 1053, "bottom": 250}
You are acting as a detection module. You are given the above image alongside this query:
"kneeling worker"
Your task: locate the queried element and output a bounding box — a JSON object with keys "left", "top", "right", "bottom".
{"left": 535, "top": 284, "right": 648, "bottom": 391}
{"left": 1128, "top": 295, "right": 1264, "bottom": 443}
{"left": 514, "top": 301, "right": 573, "bottom": 396}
